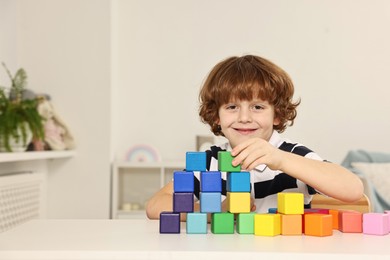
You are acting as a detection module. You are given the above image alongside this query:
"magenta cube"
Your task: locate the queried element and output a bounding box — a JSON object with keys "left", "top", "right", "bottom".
{"left": 160, "top": 212, "right": 180, "bottom": 234}
{"left": 363, "top": 213, "right": 389, "bottom": 235}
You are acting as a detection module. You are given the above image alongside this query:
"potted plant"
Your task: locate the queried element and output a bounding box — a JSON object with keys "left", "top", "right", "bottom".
{"left": 0, "top": 62, "right": 45, "bottom": 152}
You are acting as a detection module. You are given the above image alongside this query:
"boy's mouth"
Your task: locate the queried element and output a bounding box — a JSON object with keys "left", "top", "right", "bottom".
{"left": 234, "top": 128, "right": 257, "bottom": 135}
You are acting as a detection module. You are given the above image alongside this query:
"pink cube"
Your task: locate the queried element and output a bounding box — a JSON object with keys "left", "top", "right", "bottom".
{"left": 363, "top": 213, "right": 389, "bottom": 235}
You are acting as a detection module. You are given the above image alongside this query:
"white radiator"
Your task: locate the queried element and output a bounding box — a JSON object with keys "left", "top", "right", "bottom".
{"left": 0, "top": 172, "right": 46, "bottom": 233}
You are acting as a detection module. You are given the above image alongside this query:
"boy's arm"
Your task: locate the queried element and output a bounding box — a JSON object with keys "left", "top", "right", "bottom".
{"left": 278, "top": 151, "right": 364, "bottom": 203}
{"left": 232, "top": 138, "right": 364, "bottom": 203}
{"left": 145, "top": 181, "right": 201, "bottom": 221}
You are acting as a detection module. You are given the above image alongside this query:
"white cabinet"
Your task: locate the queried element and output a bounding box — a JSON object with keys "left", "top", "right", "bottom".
{"left": 111, "top": 161, "right": 184, "bottom": 219}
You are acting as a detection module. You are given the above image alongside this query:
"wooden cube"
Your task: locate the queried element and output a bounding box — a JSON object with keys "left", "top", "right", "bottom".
{"left": 159, "top": 212, "right": 180, "bottom": 234}
{"left": 211, "top": 212, "right": 234, "bottom": 234}
{"left": 338, "top": 210, "right": 362, "bottom": 233}
{"left": 227, "top": 172, "right": 250, "bottom": 192}
{"left": 254, "top": 213, "right": 281, "bottom": 236}
{"left": 304, "top": 214, "right": 333, "bottom": 237}
{"left": 236, "top": 213, "right": 255, "bottom": 234}
{"left": 200, "top": 171, "right": 222, "bottom": 192}
{"left": 173, "top": 192, "right": 194, "bottom": 213}
{"left": 281, "top": 214, "right": 302, "bottom": 235}
{"left": 186, "top": 152, "right": 206, "bottom": 171}
{"left": 218, "top": 151, "right": 241, "bottom": 172}
{"left": 226, "top": 192, "right": 250, "bottom": 213}
{"left": 186, "top": 212, "right": 207, "bottom": 234}
{"left": 363, "top": 213, "right": 389, "bottom": 235}
{"left": 173, "top": 171, "right": 194, "bottom": 193}
{"left": 277, "top": 192, "right": 304, "bottom": 215}
{"left": 200, "top": 192, "right": 221, "bottom": 213}
{"left": 329, "top": 209, "right": 340, "bottom": 230}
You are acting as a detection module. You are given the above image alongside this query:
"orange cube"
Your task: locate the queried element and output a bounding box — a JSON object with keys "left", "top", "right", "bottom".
{"left": 304, "top": 214, "right": 333, "bottom": 237}
{"left": 329, "top": 209, "right": 340, "bottom": 230}
{"left": 281, "top": 214, "right": 302, "bottom": 235}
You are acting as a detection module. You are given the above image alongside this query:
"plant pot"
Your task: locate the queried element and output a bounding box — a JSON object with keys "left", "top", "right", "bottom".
{"left": 0, "top": 125, "right": 33, "bottom": 152}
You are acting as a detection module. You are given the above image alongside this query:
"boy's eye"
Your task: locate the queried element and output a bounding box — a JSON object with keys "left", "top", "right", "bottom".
{"left": 253, "top": 105, "right": 264, "bottom": 110}
{"left": 226, "top": 104, "right": 237, "bottom": 110}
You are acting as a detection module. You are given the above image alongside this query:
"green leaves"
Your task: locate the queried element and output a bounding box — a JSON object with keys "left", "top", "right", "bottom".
{"left": 0, "top": 63, "right": 44, "bottom": 152}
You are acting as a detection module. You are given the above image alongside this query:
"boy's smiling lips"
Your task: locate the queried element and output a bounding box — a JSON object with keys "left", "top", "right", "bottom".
{"left": 233, "top": 127, "right": 258, "bottom": 135}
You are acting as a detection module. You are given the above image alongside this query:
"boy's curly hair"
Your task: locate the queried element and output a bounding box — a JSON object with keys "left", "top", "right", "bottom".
{"left": 198, "top": 55, "right": 300, "bottom": 136}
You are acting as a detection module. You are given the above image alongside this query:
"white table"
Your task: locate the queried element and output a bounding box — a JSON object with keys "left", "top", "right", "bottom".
{"left": 0, "top": 219, "right": 389, "bottom": 260}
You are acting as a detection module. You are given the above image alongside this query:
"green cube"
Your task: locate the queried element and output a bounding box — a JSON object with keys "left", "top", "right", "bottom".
{"left": 211, "top": 212, "right": 234, "bottom": 234}
{"left": 236, "top": 212, "right": 255, "bottom": 234}
{"left": 218, "top": 151, "right": 241, "bottom": 172}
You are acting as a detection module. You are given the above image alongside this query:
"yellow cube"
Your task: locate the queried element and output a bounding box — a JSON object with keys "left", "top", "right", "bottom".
{"left": 254, "top": 213, "right": 281, "bottom": 236}
{"left": 277, "top": 192, "right": 304, "bottom": 215}
{"left": 227, "top": 192, "right": 250, "bottom": 213}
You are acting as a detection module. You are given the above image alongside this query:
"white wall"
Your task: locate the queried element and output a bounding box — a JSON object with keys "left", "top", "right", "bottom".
{"left": 2, "top": 0, "right": 390, "bottom": 218}
{"left": 113, "top": 0, "right": 390, "bottom": 164}
{"left": 0, "top": 0, "right": 112, "bottom": 218}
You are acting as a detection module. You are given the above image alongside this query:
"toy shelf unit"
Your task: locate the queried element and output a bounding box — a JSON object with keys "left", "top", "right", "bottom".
{"left": 111, "top": 161, "right": 184, "bottom": 219}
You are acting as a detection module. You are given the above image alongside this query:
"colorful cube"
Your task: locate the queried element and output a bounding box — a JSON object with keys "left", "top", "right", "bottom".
{"left": 200, "top": 171, "right": 222, "bottom": 192}
{"left": 218, "top": 151, "right": 241, "bottom": 172}
{"left": 227, "top": 172, "right": 250, "bottom": 192}
{"left": 236, "top": 213, "right": 255, "bottom": 234}
{"left": 160, "top": 212, "right": 180, "bottom": 234}
{"left": 363, "top": 213, "right": 389, "bottom": 235}
{"left": 186, "top": 152, "right": 207, "bottom": 171}
{"left": 338, "top": 210, "right": 363, "bottom": 233}
{"left": 277, "top": 192, "right": 304, "bottom": 215}
{"left": 304, "top": 214, "right": 333, "bottom": 237}
{"left": 200, "top": 192, "right": 221, "bottom": 213}
{"left": 254, "top": 213, "right": 281, "bottom": 236}
{"left": 173, "top": 192, "right": 194, "bottom": 213}
{"left": 226, "top": 192, "right": 250, "bottom": 213}
{"left": 329, "top": 209, "right": 340, "bottom": 230}
{"left": 211, "top": 212, "right": 234, "bottom": 234}
{"left": 186, "top": 212, "right": 208, "bottom": 234}
{"left": 281, "top": 214, "right": 302, "bottom": 235}
{"left": 173, "top": 171, "right": 194, "bottom": 192}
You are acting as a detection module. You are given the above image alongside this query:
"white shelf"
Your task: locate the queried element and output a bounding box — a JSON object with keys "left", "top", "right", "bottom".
{"left": 111, "top": 160, "right": 185, "bottom": 219}
{"left": 0, "top": 150, "right": 76, "bottom": 163}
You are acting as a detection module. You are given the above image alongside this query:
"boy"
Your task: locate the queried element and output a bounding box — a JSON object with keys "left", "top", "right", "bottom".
{"left": 146, "top": 55, "right": 363, "bottom": 220}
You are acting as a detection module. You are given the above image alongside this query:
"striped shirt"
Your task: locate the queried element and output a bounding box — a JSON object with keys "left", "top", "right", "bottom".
{"left": 193, "top": 130, "right": 323, "bottom": 213}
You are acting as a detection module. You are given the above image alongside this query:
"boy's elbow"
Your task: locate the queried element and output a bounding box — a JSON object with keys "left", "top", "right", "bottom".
{"left": 345, "top": 177, "right": 365, "bottom": 202}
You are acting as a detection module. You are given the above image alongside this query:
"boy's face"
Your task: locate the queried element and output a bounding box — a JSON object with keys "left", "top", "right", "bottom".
{"left": 217, "top": 99, "right": 279, "bottom": 148}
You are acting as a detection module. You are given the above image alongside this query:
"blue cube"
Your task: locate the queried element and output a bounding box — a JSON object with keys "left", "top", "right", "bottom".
{"left": 173, "top": 192, "right": 194, "bottom": 213}
{"left": 227, "top": 172, "right": 250, "bottom": 192}
{"left": 186, "top": 152, "right": 207, "bottom": 171}
{"left": 173, "top": 171, "right": 194, "bottom": 192}
{"left": 200, "top": 171, "right": 222, "bottom": 192}
{"left": 186, "top": 212, "right": 207, "bottom": 234}
{"left": 200, "top": 192, "right": 221, "bottom": 213}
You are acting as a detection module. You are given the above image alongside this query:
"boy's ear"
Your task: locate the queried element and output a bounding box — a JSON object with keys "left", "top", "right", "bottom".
{"left": 273, "top": 117, "right": 281, "bottom": 126}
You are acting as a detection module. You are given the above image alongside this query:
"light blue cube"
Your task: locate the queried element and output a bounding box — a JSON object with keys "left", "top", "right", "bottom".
{"left": 186, "top": 212, "right": 208, "bottom": 234}
{"left": 200, "top": 192, "right": 221, "bottom": 213}
{"left": 227, "top": 171, "right": 250, "bottom": 192}
{"left": 186, "top": 152, "right": 207, "bottom": 171}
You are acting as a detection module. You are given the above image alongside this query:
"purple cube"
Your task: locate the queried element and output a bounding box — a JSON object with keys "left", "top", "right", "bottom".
{"left": 160, "top": 212, "right": 180, "bottom": 234}
{"left": 173, "top": 192, "right": 194, "bottom": 213}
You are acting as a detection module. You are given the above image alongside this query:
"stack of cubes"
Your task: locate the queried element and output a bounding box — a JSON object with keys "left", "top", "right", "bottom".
{"left": 160, "top": 151, "right": 390, "bottom": 236}
{"left": 160, "top": 151, "right": 253, "bottom": 234}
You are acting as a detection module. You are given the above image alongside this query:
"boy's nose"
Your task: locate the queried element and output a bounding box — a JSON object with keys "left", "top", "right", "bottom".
{"left": 238, "top": 108, "right": 252, "bottom": 123}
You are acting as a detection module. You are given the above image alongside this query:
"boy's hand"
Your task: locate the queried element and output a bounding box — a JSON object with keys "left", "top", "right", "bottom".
{"left": 231, "top": 138, "right": 283, "bottom": 171}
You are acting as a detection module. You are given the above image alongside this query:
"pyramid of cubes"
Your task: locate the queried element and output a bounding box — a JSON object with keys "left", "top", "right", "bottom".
{"left": 159, "top": 151, "right": 390, "bottom": 236}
